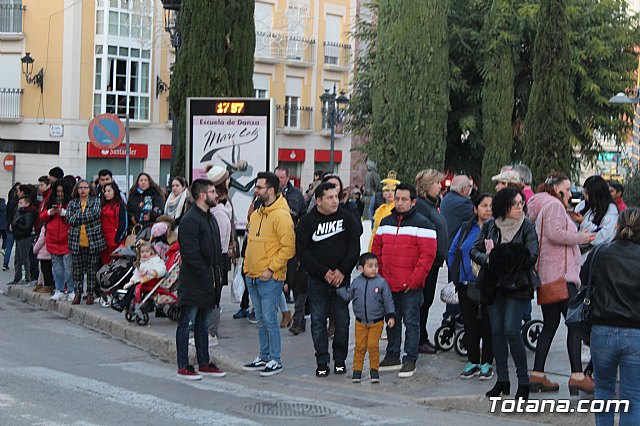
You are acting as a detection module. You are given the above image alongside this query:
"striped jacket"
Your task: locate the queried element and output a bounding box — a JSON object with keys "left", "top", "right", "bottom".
{"left": 371, "top": 206, "right": 437, "bottom": 292}
{"left": 67, "top": 196, "right": 107, "bottom": 254}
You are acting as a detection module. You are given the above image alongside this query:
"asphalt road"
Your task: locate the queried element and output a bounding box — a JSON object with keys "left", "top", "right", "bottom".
{"left": 0, "top": 292, "right": 559, "bottom": 426}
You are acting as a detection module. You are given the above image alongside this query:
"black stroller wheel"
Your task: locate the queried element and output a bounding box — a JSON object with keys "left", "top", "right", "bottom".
{"left": 167, "top": 306, "right": 179, "bottom": 321}
{"left": 99, "top": 294, "right": 112, "bottom": 308}
{"left": 454, "top": 330, "right": 467, "bottom": 357}
{"left": 125, "top": 311, "right": 135, "bottom": 322}
{"left": 136, "top": 312, "right": 149, "bottom": 326}
{"left": 522, "top": 319, "right": 544, "bottom": 351}
{"left": 434, "top": 325, "right": 455, "bottom": 351}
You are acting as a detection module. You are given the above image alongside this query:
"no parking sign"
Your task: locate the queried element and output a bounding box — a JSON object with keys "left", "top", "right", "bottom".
{"left": 88, "top": 113, "right": 125, "bottom": 150}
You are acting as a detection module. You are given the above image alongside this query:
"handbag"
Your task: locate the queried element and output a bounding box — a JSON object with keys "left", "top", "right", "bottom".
{"left": 231, "top": 267, "right": 245, "bottom": 303}
{"left": 536, "top": 216, "right": 569, "bottom": 305}
{"left": 565, "top": 244, "right": 603, "bottom": 341}
{"left": 440, "top": 281, "right": 459, "bottom": 305}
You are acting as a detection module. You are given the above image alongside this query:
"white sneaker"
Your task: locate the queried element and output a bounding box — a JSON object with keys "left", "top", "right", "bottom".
{"left": 50, "top": 291, "right": 65, "bottom": 301}
{"left": 67, "top": 292, "right": 75, "bottom": 302}
{"left": 209, "top": 335, "right": 219, "bottom": 347}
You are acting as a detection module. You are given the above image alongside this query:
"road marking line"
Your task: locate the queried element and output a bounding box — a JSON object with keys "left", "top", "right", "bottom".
{"left": 110, "top": 361, "right": 411, "bottom": 425}
{"left": 0, "top": 367, "right": 257, "bottom": 426}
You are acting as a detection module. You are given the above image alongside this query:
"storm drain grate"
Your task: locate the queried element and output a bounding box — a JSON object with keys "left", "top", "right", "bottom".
{"left": 244, "top": 402, "right": 335, "bottom": 418}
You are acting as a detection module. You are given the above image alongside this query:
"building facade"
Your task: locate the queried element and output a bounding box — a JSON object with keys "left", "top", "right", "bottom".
{"left": 0, "top": 0, "right": 355, "bottom": 198}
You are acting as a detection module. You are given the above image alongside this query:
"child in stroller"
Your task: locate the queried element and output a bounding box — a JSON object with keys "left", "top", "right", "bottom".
{"left": 111, "top": 243, "right": 166, "bottom": 312}
{"left": 96, "top": 246, "right": 137, "bottom": 308}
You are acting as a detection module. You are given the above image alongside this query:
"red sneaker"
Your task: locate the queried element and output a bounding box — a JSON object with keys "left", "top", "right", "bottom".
{"left": 177, "top": 366, "right": 202, "bottom": 380}
{"left": 198, "top": 363, "right": 226, "bottom": 378}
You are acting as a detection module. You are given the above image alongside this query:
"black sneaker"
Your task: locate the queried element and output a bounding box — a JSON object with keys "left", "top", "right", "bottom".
{"left": 242, "top": 357, "right": 267, "bottom": 371}
{"left": 370, "top": 369, "right": 380, "bottom": 383}
{"left": 378, "top": 357, "right": 402, "bottom": 371}
{"left": 316, "top": 364, "right": 329, "bottom": 377}
{"left": 398, "top": 360, "right": 417, "bottom": 378}
{"left": 352, "top": 370, "right": 362, "bottom": 383}
{"left": 334, "top": 361, "right": 346, "bottom": 375}
{"left": 259, "top": 360, "right": 283, "bottom": 377}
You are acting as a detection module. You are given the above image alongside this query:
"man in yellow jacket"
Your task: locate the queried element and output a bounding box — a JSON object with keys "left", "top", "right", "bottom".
{"left": 242, "top": 171, "right": 295, "bottom": 377}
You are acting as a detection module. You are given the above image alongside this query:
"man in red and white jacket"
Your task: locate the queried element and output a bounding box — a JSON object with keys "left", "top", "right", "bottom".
{"left": 372, "top": 183, "right": 437, "bottom": 378}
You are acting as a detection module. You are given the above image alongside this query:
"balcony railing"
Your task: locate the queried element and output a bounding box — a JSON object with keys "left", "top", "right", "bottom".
{"left": 254, "top": 31, "right": 286, "bottom": 62}
{"left": 0, "top": 3, "right": 23, "bottom": 34}
{"left": 276, "top": 104, "right": 313, "bottom": 132}
{"left": 323, "top": 42, "right": 351, "bottom": 68}
{"left": 0, "top": 88, "right": 23, "bottom": 121}
{"left": 285, "top": 36, "right": 315, "bottom": 66}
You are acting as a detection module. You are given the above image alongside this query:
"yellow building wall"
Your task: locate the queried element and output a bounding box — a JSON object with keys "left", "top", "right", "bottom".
{"left": 22, "top": 0, "right": 64, "bottom": 119}
{"left": 79, "top": 1, "right": 97, "bottom": 120}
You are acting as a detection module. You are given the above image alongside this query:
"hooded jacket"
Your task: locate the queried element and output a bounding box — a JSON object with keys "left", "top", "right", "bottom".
{"left": 527, "top": 192, "right": 582, "bottom": 287}
{"left": 337, "top": 274, "right": 395, "bottom": 324}
{"left": 371, "top": 206, "right": 437, "bottom": 291}
{"left": 40, "top": 204, "right": 70, "bottom": 255}
{"left": 12, "top": 204, "right": 37, "bottom": 240}
{"left": 244, "top": 194, "right": 295, "bottom": 281}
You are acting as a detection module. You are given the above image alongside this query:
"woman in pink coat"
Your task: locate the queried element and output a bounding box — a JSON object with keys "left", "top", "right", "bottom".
{"left": 526, "top": 173, "right": 595, "bottom": 395}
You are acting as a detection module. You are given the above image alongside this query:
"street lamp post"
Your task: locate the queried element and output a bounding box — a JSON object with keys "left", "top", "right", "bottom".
{"left": 320, "top": 84, "right": 349, "bottom": 172}
{"left": 161, "top": 0, "right": 181, "bottom": 181}
{"left": 609, "top": 89, "right": 640, "bottom": 173}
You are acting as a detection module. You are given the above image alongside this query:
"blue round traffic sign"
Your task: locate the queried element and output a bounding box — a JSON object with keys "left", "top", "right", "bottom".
{"left": 88, "top": 113, "right": 125, "bottom": 150}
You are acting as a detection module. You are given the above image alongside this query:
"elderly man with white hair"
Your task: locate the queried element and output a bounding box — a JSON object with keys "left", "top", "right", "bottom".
{"left": 440, "top": 175, "right": 474, "bottom": 247}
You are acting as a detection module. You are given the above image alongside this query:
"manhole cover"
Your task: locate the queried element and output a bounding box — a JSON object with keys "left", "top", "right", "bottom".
{"left": 244, "top": 402, "right": 335, "bottom": 418}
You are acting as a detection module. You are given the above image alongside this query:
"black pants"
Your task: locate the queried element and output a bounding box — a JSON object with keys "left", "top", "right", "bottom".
{"left": 533, "top": 282, "right": 582, "bottom": 373}
{"left": 419, "top": 264, "right": 440, "bottom": 344}
{"left": 459, "top": 285, "right": 493, "bottom": 364}
{"left": 291, "top": 266, "right": 309, "bottom": 328}
{"left": 40, "top": 259, "right": 54, "bottom": 288}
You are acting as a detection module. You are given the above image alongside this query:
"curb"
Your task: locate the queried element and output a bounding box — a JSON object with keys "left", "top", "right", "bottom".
{"left": 4, "top": 285, "right": 239, "bottom": 372}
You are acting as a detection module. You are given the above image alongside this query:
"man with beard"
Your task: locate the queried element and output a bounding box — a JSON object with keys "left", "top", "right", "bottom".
{"left": 242, "top": 172, "right": 295, "bottom": 377}
{"left": 175, "top": 179, "right": 226, "bottom": 380}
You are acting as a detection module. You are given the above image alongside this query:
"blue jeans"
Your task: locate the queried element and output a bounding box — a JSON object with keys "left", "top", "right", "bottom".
{"left": 591, "top": 325, "right": 640, "bottom": 426}
{"left": 176, "top": 305, "right": 214, "bottom": 369}
{"left": 488, "top": 293, "right": 529, "bottom": 385}
{"left": 308, "top": 277, "right": 350, "bottom": 365}
{"left": 3, "top": 231, "right": 14, "bottom": 268}
{"left": 387, "top": 289, "right": 423, "bottom": 363}
{"left": 246, "top": 276, "right": 284, "bottom": 363}
{"left": 51, "top": 254, "right": 74, "bottom": 293}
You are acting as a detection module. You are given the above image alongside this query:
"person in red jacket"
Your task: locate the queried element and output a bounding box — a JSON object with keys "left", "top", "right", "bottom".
{"left": 372, "top": 183, "right": 437, "bottom": 378}
{"left": 40, "top": 180, "right": 74, "bottom": 301}
{"left": 100, "top": 182, "right": 128, "bottom": 265}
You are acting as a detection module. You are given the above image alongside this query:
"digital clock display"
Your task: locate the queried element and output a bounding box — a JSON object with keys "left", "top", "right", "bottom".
{"left": 216, "top": 102, "right": 245, "bottom": 114}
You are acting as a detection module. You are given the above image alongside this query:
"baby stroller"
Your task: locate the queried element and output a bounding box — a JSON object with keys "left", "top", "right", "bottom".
{"left": 96, "top": 246, "right": 137, "bottom": 308}
{"left": 121, "top": 241, "right": 181, "bottom": 326}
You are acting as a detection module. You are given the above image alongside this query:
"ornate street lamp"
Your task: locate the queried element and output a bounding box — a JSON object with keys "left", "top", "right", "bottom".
{"left": 20, "top": 52, "right": 44, "bottom": 93}
{"left": 609, "top": 90, "right": 640, "bottom": 172}
{"left": 320, "top": 84, "right": 349, "bottom": 171}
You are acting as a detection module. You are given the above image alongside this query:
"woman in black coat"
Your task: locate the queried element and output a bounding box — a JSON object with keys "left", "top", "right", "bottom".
{"left": 470, "top": 187, "right": 539, "bottom": 400}
{"left": 127, "top": 173, "right": 165, "bottom": 231}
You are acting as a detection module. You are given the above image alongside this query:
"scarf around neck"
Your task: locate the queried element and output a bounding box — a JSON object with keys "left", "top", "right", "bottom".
{"left": 165, "top": 189, "right": 188, "bottom": 220}
{"left": 495, "top": 214, "right": 525, "bottom": 243}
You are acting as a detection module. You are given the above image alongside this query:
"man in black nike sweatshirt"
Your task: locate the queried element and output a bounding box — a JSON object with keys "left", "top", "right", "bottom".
{"left": 296, "top": 182, "right": 361, "bottom": 377}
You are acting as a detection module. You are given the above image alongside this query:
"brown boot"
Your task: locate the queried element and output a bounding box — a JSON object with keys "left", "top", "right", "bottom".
{"left": 280, "top": 311, "right": 292, "bottom": 328}
{"left": 529, "top": 373, "right": 560, "bottom": 392}
{"left": 33, "top": 284, "right": 43, "bottom": 293}
{"left": 568, "top": 375, "right": 595, "bottom": 396}
{"left": 36, "top": 286, "right": 52, "bottom": 294}
{"left": 72, "top": 293, "right": 81, "bottom": 305}
{"left": 86, "top": 294, "right": 95, "bottom": 305}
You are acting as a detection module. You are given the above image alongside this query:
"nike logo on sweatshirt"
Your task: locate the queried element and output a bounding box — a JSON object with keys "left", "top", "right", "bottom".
{"left": 311, "top": 219, "right": 344, "bottom": 242}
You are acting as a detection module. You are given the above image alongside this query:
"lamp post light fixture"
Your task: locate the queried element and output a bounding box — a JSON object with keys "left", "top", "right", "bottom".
{"left": 320, "top": 84, "right": 349, "bottom": 171}
{"left": 20, "top": 52, "right": 44, "bottom": 93}
{"left": 609, "top": 90, "right": 640, "bottom": 172}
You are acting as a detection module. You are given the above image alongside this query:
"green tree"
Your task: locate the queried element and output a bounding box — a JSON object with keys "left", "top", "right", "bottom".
{"left": 169, "top": 0, "right": 255, "bottom": 177}
{"left": 523, "top": 0, "right": 572, "bottom": 184}
{"left": 364, "top": 0, "right": 450, "bottom": 182}
{"left": 479, "top": 0, "right": 517, "bottom": 190}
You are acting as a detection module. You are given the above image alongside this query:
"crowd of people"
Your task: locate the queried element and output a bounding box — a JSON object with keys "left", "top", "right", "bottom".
{"left": 4, "top": 162, "right": 638, "bottom": 424}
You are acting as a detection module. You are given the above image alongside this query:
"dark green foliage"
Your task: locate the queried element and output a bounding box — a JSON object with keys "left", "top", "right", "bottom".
{"left": 624, "top": 174, "right": 640, "bottom": 207}
{"left": 480, "top": 0, "right": 517, "bottom": 190}
{"left": 169, "top": 0, "right": 255, "bottom": 178}
{"left": 364, "top": 0, "right": 450, "bottom": 182}
{"left": 524, "top": 0, "right": 571, "bottom": 185}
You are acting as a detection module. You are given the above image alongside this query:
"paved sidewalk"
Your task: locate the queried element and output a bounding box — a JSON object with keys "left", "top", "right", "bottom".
{"left": 0, "top": 222, "right": 594, "bottom": 425}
